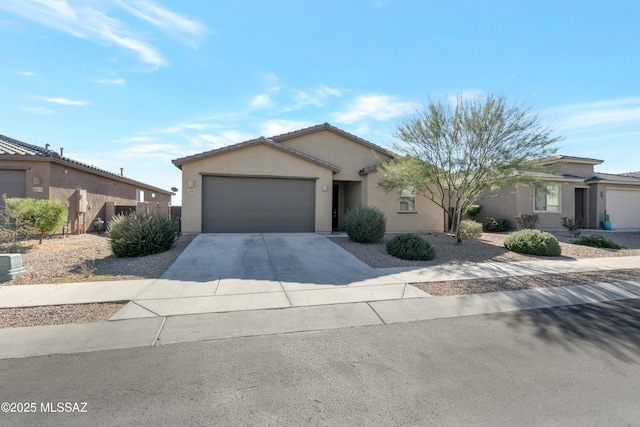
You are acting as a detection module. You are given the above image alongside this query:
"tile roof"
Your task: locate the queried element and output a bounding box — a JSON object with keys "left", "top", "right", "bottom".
{"left": 172, "top": 136, "right": 342, "bottom": 172}
{"left": 586, "top": 172, "right": 640, "bottom": 184}
{"left": 0, "top": 133, "right": 173, "bottom": 195}
{"left": 535, "top": 154, "right": 604, "bottom": 166}
{"left": 0, "top": 133, "right": 57, "bottom": 156}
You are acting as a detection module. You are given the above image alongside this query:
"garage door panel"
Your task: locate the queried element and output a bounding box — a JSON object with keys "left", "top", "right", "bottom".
{"left": 0, "top": 170, "right": 26, "bottom": 209}
{"left": 202, "top": 176, "right": 315, "bottom": 233}
{"left": 607, "top": 189, "right": 640, "bottom": 229}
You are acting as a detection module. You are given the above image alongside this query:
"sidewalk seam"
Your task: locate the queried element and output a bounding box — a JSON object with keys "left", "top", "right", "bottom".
{"left": 366, "top": 302, "right": 386, "bottom": 324}
{"left": 152, "top": 317, "right": 167, "bottom": 346}
{"left": 261, "top": 233, "right": 294, "bottom": 308}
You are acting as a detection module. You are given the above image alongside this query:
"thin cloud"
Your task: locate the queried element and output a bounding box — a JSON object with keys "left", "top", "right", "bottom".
{"left": 115, "top": 0, "right": 206, "bottom": 47}
{"left": 262, "top": 120, "right": 315, "bottom": 137}
{"left": 292, "top": 85, "right": 342, "bottom": 108}
{"left": 0, "top": 0, "right": 204, "bottom": 67}
{"left": 92, "top": 77, "right": 126, "bottom": 85}
{"left": 18, "top": 70, "right": 35, "bottom": 76}
{"left": 117, "top": 143, "right": 185, "bottom": 159}
{"left": 160, "top": 122, "right": 221, "bottom": 133}
{"left": 332, "top": 94, "right": 418, "bottom": 123}
{"left": 38, "top": 96, "right": 89, "bottom": 106}
{"left": 251, "top": 94, "right": 272, "bottom": 108}
{"left": 543, "top": 97, "right": 640, "bottom": 132}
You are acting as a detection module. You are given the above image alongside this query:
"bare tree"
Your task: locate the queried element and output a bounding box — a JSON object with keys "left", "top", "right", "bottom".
{"left": 378, "top": 94, "right": 560, "bottom": 244}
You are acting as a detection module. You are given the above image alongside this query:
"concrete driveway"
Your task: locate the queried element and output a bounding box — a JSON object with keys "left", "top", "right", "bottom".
{"left": 128, "top": 233, "right": 415, "bottom": 316}
{"left": 159, "top": 233, "right": 391, "bottom": 285}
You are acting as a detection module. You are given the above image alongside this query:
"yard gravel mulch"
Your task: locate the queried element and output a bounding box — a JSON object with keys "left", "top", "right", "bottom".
{"left": 0, "top": 233, "right": 195, "bottom": 329}
{"left": 1, "top": 230, "right": 639, "bottom": 329}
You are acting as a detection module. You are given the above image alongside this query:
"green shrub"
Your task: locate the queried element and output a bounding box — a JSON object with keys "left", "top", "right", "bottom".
{"left": 343, "top": 206, "right": 386, "bottom": 243}
{"left": 482, "top": 217, "right": 512, "bottom": 232}
{"left": 459, "top": 220, "right": 483, "bottom": 239}
{"left": 573, "top": 234, "right": 623, "bottom": 249}
{"left": 106, "top": 213, "right": 177, "bottom": 257}
{"left": 515, "top": 213, "right": 540, "bottom": 230}
{"left": 4, "top": 198, "right": 68, "bottom": 244}
{"left": 503, "top": 229, "right": 562, "bottom": 257}
{"left": 465, "top": 204, "right": 482, "bottom": 220}
{"left": 386, "top": 234, "right": 435, "bottom": 260}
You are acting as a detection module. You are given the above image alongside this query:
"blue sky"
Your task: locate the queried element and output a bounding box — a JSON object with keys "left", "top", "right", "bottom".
{"left": 1, "top": 0, "right": 638, "bottom": 205}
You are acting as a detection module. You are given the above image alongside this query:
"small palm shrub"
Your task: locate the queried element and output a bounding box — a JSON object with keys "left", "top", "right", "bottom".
{"left": 503, "top": 229, "right": 561, "bottom": 257}
{"left": 515, "top": 213, "right": 540, "bottom": 230}
{"left": 482, "top": 217, "right": 512, "bottom": 232}
{"left": 459, "top": 220, "right": 483, "bottom": 239}
{"left": 107, "top": 213, "right": 178, "bottom": 257}
{"left": 465, "top": 204, "right": 482, "bottom": 220}
{"left": 343, "top": 206, "right": 386, "bottom": 243}
{"left": 386, "top": 234, "right": 435, "bottom": 260}
{"left": 573, "top": 234, "right": 623, "bottom": 249}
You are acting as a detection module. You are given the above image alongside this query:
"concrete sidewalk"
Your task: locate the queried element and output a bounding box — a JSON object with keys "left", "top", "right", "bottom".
{"left": 1, "top": 279, "right": 639, "bottom": 359}
{"left": 1, "top": 255, "right": 639, "bottom": 359}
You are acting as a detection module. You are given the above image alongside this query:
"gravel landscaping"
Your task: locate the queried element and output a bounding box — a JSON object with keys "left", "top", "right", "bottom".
{"left": 1, "top": 230, "right": 638, "bottom": 329}
{"left": 0, "top": 233, "right": 195, "bottom": 329}
{"left": 329, "top": 230, "right": 640, "bottom": 268}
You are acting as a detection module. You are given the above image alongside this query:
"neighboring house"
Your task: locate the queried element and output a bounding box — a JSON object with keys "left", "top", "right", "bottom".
{"left": 0, "top": 134, "right": 173, "bottom": 233}
{"left": 172, "top": 123, "right": 443, "bottom": 234}
{"left": 477, "top": 155, "right": 640, "bottom": 230}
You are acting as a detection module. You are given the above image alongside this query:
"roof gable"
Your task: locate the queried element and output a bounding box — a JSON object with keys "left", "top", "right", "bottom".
{"left": 172, "top": 136, "right": 341, "bottom": 172}
{"left": 271, "top": 122, "right": 395, "bottom": 158}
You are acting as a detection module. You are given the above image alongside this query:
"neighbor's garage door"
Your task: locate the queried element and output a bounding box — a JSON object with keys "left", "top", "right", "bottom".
{"left": 0, "top": 169, "right": 26, "bottom": 209}
{"left": 202, "top": 176, "right": 315, "bottom": 232}
{"left": 607, "top": 189, "right": 640, "bottom": 228}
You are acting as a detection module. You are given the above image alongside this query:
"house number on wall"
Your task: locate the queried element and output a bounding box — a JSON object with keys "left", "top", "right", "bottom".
{"left": 32, "top": 187, "right": 44, "bottom": 192}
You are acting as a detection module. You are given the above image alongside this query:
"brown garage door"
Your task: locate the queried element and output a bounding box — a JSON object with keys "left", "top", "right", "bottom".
{"left": 0, "top": 169, "right": 26, "bottom": 209}
{"left": 202, "top": 176, "right": 315, "bottom": 232}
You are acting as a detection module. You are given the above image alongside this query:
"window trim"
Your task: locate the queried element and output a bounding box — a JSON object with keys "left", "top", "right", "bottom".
{"left": 533, "top": 184, "right": 561, "bottom": 213}
{"left": 398, "top": 188, "right": 417, "bottom": 213}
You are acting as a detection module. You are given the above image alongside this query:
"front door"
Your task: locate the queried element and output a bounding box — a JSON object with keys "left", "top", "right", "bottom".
{"left": 332, "top": 183, "right": 339, "bottom": 230}
{"left": 575, "top": 188, "right": 585, "bottom": 224}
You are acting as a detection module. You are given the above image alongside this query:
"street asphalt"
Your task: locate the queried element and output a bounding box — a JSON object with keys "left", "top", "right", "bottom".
{"left": 1, "top": 233, "right": 639, "bottom": 360}
{"left": 1, "top": 299, "right": 639, "bottom": 426}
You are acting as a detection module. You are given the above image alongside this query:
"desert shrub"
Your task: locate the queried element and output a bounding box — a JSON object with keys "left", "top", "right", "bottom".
{"left": 4, "top": 198, "right": 68, "bottom": 244}
{"left": 573, "top": 234, "right": 623, "bottom": 249}
{"left": 386, "top": 233, "right": 435, "bottom": 260}
{"left": 515, "top": 213, "right": 540, "bottom": 230}
{"left": 560, "top": 216, "right": 585, "bottom": 237}
{"left": 106, "top": 213, "right": 178, "bottom": 257}
{"left": 465, "top": 204, "right": 482, "bottom": 220}
{"left": 343, "top": 206, "right": 386, "bottom": 243}
{"left": 482, "top": 217, "right": 512, "bottom": 232}
{"left": 503, "top": 229, "right": 561, "bottom": 257}
{"left": 459, "top": 220, "right": 483, "bottom": 239}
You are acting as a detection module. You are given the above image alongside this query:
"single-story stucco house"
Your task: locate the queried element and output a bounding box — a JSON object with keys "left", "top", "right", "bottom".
{"left": 0, "top": 133, "right": 173, "bottom": 233}
{"left": 172, "top": 124, "right": 640, "bottom": 234}
{"left": 476, "top": 155, "right": 640, "bottom": 230}
{"left": 172, "top": 123, "right": 443, "bottom": 234}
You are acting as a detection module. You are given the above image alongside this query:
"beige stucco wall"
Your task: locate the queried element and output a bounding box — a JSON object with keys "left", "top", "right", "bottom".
{"left": 478, "top": 182, "right": 584, "bottom": 230}
{"left": 1, "top": 159, "right": 171, "bottom": 233}
{"left": 550, "top": 162, "right": 595, "bottom": 178}
{"left": 278, "top": 130, "right": 394, "bottom": 181}
{"left": 179, "top": 143, "right": 334, "bottom": 234}
{"left": 366, "top": 172, "right": 444, "bottom": 233}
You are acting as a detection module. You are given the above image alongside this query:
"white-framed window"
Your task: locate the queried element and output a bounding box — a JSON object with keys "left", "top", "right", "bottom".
{"left": 534, "top": 185, "right": 560, "bottom": 212}
{"left": 136, "top": 189, "right": 145, "bottom": 202}
{"left": 399, "top": 188, "right": 416, "bottom": 212}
